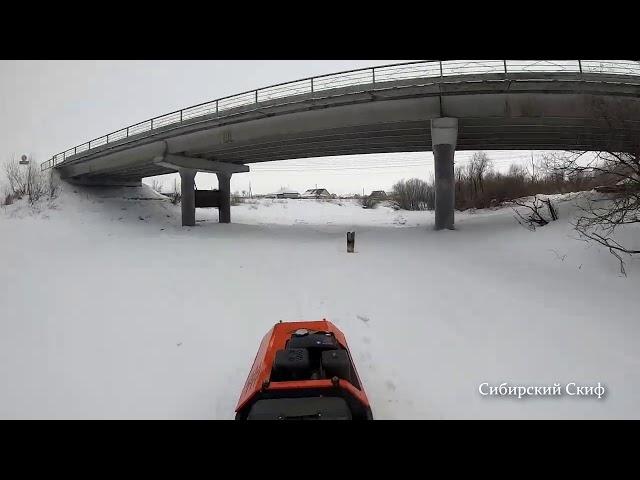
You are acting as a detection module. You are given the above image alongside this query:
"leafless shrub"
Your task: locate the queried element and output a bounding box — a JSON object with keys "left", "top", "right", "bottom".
{"left": 360, "top": 195, "right": 380, "bottom": 209}
{"left": 455, "top": 152, "right": 601, "bottom": 210}
{"left": 3, "top": 156, "right": 53, "bottom": 204}
{"left": 511, "top": 195, "right": 559, "bottom": 231}
{"left": 389, "top": 153, "right": 597, "bottom": 213}
{"left": 27, "top": 168, "right": 47, "bottom": 204}
{"left": 391, "top": 178, "right": 434, "bottom": 211}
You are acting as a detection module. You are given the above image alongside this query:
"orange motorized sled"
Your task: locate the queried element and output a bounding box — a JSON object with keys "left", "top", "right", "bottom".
{"left": 235, "top": 320, "right": 373, "bottom": 420}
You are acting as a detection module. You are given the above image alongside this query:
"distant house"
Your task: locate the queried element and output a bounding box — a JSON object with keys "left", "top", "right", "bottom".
{"left": 369, "top": 190, "right": 387, "bottom": 199}
{"left": 302, "top": 188, "right": 332, "bottom": 199}
{"left": 267, "top": 188, "right": 300, "bottom": 199}
{"left": 276, "top": 190, "right": 300, "bottom": 199}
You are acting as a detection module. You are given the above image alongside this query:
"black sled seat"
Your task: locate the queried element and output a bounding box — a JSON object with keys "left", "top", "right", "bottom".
{"left": 246, "top": 397, "right": 352, "bottom": 420}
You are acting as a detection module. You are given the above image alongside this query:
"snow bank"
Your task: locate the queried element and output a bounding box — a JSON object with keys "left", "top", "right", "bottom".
{"left": 0, "top": 184, "right": 639, "bottom": 418}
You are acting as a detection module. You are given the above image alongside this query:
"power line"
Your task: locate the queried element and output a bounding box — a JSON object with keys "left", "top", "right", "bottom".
{"left": 249, "top": 158, "right": 532, "bottom": 173}
{"left": 247, "top": 151, "right": 543, "bottom": 170}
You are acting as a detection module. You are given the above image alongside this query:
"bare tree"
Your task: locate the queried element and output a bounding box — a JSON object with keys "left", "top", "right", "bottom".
{"left": 467, "top": 151, "right": 492, "bottom": 196}
{"left": 167, "top": 177, "right": 181, "bottom": 204}
{"left": 547, "top": 150, "right": 640, "bottom": 275}
{"left": 150, "top": 178, "right": 162, "bottom": 193}
{"left": 5, "top": 156, "right": 27, "bottom": 197}
{"left": 527, "top": 153, "right": 538, "bottom": 183}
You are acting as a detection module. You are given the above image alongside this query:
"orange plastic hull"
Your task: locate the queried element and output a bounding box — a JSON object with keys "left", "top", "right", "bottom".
{"left": 235, "top": 320, "right": 371, "bottom": 416}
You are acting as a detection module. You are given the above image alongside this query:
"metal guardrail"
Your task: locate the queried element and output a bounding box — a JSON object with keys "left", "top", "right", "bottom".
{"left": 41, "top": 60, "right": 640, "bottom": 171}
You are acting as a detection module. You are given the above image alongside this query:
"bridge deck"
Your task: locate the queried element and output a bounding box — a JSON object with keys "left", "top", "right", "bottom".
{"left": 42, "top": 61, "right": 640, "bottom": 182}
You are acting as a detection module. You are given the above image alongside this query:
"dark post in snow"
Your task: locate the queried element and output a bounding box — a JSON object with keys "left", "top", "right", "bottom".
{"left": 347, "top": 232, "right": 355, "bottom": 253}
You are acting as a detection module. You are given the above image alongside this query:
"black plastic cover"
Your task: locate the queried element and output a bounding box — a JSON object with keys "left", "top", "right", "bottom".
{"left": 321, "top": 349, "right": 352, "bottom": 381}
{"left": 272, "top": 348, "right": 311, "bottom": 380}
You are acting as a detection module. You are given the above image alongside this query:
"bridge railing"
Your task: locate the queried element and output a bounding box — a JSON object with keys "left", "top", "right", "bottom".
{"left": 40, "top": 59, "right": 640, "bottom": 171}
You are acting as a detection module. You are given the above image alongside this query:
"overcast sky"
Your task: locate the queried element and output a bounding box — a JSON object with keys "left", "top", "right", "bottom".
{"left": 1, "top": 60, "right": 546, "bottom": 195}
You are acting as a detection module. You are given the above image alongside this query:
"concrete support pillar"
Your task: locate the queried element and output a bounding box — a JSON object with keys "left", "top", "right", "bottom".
{"left": 431, "top": 117, "right": 458, "bottom": 230}
{"left": 179, "top": 168, "right": 196, "bottom": 227}
{"left": 216, "top": 172, "right": 231, "bottom": 223}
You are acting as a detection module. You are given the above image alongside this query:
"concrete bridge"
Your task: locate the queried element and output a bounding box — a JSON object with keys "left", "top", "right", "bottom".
{"left": 41, "top": 60, "right": 640, "bottom": 229}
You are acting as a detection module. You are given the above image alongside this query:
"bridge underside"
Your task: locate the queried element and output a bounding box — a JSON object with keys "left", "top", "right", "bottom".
{"left": 58, "top": 117, "right": 640, "bottom": 183}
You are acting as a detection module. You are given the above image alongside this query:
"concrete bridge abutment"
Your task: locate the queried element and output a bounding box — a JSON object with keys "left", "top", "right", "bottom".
{"left": 178, "top": 169, "right": 234, "bottom": 227}
{"left": 216, "top": 172, "right": 231, "bottom": 224}
{"left": 179, "top": 168, "right": 197, "bottom": 227}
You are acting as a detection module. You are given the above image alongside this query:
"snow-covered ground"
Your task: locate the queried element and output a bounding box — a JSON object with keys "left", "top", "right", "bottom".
{"left": 1, "top": 185, "right": 639, "bottom": 419}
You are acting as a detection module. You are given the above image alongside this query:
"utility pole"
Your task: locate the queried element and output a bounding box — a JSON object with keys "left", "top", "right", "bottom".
{"left": 530, "top": 151, "right": 536, "bottom": 182}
